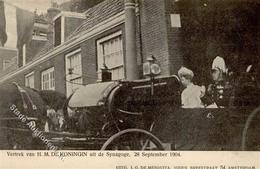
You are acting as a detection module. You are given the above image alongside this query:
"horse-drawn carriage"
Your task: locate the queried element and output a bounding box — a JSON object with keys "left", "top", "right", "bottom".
{"left": 0, "top": 73, "right": 259, "bottom": 150}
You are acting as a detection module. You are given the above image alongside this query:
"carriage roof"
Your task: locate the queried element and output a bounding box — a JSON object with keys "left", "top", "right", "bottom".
{"left": 68, "top": 75, "right": 181, "bottom": 108}
{"left": 68, "top": 81, "right": 119, "bottom": 108}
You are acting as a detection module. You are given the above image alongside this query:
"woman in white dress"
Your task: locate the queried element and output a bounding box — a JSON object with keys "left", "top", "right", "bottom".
{"left": 178, "top": 67, "right": 205, "bottom": 108}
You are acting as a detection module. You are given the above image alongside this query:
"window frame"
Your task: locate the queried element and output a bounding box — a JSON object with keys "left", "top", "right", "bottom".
{"left": 25, "top": 71, "right": 35, "bottom": 89}
{"left": 41, "top": 67, "right": 55, "bottom": 90}
{"left": 65, "top": 48, "right": 83, "bottom": 96}
{"left": 96, "top": 31, "right": 124, "bottom": 80}
{"left": 53, "top": 16, "right": 65, "bottom": 47}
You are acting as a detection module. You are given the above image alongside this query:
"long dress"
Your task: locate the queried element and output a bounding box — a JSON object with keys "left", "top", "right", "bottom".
{"left": 181, "top": 83, "right": 204, "bottom": 108}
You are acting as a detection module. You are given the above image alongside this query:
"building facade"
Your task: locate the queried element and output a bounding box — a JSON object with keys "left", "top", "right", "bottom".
{"left": 0, "top": 0, "right": 259, "bottom": 97}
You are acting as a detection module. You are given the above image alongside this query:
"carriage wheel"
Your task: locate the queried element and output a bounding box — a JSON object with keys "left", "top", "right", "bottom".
{"left": 101, "top": 122, "right": 119, "bottom": 136}
{"left": 101, "top": 128, "right": 164, "bottom": 150}
{"left": 241, "top": 106, "right": 260, "bottom": 150}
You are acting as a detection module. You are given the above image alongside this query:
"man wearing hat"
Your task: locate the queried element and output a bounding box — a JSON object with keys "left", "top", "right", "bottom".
{"left": 178, "top": 67, "right": 205, "bottom": 108}
{"left": 211, "top": 56, "right": 227, "bottom": 82}
{"left": 204, "top": 56, "right": 232, "bottom": 108}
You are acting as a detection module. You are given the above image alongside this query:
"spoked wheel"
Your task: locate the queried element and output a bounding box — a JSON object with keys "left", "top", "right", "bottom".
{"left": 241, "top": 106, "right": 260, "bottom": 150}
{"left": 101, "top": 128, "right": 164, "bottom": 150}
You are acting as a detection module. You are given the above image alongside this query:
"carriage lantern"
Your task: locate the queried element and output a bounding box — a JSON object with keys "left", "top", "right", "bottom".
{"left": 143, "top": 56, "right": 161, "bottom": 76}
{"left": 143, "top": 55, "right": 161, "bottom": 95}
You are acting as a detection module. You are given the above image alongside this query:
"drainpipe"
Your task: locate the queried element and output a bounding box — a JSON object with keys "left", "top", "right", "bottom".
{"left": 125, "top": 0, "right": 139, "bottom": 80}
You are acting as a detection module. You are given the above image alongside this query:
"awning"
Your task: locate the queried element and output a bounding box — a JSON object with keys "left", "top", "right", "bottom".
{"left": 68, "top": 81, "right": 117, "bottom": 108}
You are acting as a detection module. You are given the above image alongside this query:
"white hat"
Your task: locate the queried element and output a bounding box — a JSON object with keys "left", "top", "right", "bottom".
{"left": 212, "top": 56, "right": 227, "bottom": 73}
{"left": 178, "top": 67, "right": 194, "bottom": 79}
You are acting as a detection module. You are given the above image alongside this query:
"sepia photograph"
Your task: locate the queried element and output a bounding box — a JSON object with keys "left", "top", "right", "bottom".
{"left": 0, "top": 0, "right": 259, "bottom": 153}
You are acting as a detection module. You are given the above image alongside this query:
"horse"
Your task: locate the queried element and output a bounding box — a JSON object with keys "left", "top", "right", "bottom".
{"left": 0, "top": 83, "right": 47, "bottom": 149}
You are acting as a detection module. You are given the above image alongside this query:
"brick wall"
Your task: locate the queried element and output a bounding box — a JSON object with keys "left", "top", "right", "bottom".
{"left": 138, "top": 0, "right": 171, "bottom": 76}
{"left": 138, "top": 0, "right": 183, "bottom": 75}
{"left": 164, "top": 0, "right": 183, "bottom": 75}
{"left": 0, "top": 0, "right": 171, "bottom": 87}
{"left": 2, "top": 54, "right": 64, "bottom": 93}
{"left": 1, "top": 24, "right": 125, "bottom": 95}
{"left": 81, "top": 24, "right": 125, "bottom": 84}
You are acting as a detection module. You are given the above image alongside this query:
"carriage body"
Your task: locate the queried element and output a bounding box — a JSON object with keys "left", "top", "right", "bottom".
{"left": 66, "top": 76, "right": 180, "bottom": 133}
{"left": 61, "top": 75, "right": 181, "bottom": 150}
{"left": 62, "top": 75, "right": 259, "bottom": 150}
{"left": 0, "top": 75, "right": 259, "bottom": 150}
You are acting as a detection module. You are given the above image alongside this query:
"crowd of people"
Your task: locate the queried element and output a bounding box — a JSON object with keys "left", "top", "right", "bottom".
{"left": 44, "top": 106, "right": 65, "bottom": 132}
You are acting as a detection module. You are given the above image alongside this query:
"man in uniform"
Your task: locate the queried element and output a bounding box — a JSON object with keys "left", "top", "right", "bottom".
{"left": 204, "top": 56, "right": 232, "bottom": 108}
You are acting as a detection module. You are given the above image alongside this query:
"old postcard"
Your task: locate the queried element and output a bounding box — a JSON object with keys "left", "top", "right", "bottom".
{"left": 0, "top": 0, "right": 259, "bottom": 168}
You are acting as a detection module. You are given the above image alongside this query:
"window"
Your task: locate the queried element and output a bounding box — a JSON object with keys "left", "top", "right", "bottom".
{"left": 170, "top": 14, "right": 181, "bottom": 28}
{"left": 25, "top": 72, "right": 34, "bottom": 88}
{"left": 97, "top": 31, "right": 124, "bottom": 80}
{"left": 65, "top": 49, "right": 82, "bottom": 96}
{"left": 54, "top": 16, "right": 62, "bottom": 47}
{"left": 32, "top": 30, "right": 48, "bottom": 41}
{"left": 39, "top": 32, "right": 48, "bottom": 37}
{"left": 41, "top": 67, "right": 55, "bottom": 90}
